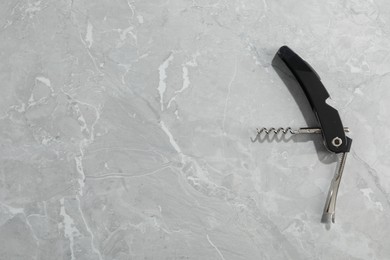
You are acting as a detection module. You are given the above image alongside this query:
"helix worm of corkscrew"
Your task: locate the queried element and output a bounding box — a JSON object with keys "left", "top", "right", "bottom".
{"left": 256, "top": 46, "right": 352, "bottom": 224}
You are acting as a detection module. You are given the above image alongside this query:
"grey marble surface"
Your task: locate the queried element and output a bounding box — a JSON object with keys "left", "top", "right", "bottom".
{"left": 1, "top": 0, "right": 390, "bottom": 259}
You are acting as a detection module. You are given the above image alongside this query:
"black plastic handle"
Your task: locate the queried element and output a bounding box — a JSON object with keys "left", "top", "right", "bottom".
{"left": 272, "top": 46, "right": 352, "bottom": 153}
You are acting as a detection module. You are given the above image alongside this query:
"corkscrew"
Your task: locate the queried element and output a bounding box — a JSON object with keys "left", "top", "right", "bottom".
{"left": 256, "top": 46, "right": 352, "bottom": 224}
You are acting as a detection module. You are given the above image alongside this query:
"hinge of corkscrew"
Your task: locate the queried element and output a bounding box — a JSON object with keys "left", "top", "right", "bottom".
{"left": 257, "top": 46, "right": 353, "bottom": 224}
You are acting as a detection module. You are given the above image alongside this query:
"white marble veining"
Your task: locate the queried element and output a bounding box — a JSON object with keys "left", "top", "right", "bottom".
{"left": 1, "top": 0, "right": 390, "bottom": 259}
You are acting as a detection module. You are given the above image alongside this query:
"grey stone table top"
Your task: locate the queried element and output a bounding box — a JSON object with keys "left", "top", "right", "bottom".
{"left": 1, "top": 0, "right": 390, "bottom": 259}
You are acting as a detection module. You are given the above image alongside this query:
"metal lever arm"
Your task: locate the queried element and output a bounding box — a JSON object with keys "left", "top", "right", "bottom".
{"left": 322, "top": 153, "right": 348, "bottom": 223}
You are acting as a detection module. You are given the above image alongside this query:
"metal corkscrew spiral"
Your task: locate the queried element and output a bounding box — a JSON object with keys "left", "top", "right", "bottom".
{"left": 256, "top": 127, "right": 295, "bottom": 135}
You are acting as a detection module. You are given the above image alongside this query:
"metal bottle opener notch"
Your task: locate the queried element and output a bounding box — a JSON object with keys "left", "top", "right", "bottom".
{"left": 256, "top": 46, "right": 352, "bottom": 223}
